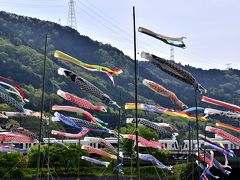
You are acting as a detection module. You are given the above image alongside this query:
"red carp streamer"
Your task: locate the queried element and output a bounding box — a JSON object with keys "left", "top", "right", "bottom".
{"left": 51, "top": 129, "right": 90, "bottom": 139}
{"left": 202, "top": 96, "right": 240, "bottom": 113}
{"left": 81, "top": 145, "right": 117, "bottom": 159}
{"left": 206, "top": 126, "right": 240, "bottom": 145}
{"left": 57, "top": 90, "right": 106, "bottom": 112}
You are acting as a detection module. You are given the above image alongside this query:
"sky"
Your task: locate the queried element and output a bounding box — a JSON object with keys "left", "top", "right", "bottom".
{"left": 1, "top": 0, "right": 240, "bottom": 70}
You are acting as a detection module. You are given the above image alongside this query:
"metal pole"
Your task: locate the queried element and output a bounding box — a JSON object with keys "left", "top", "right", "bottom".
{"left": 77, "top": 139, "right": 81, "bottom": 180}
{"left": 133, "top": 6, "right": 140, "bottom": 180}
{"left": 204, "top": 122, "right": 207, "bottom": 163}
{"left": 188, "top": 122, "right": 191, "bottom": 163}
{"left": 37, "top": 33, "right": 48, "bottom": 180}
{"left": 117, "top": 91, "right": 121, "bottom": 180}
{"left": 47, "top": 119, "right": 50, "bottom": 180}
{"left": 194, "top": 89, "right": 200, "bottom": 179}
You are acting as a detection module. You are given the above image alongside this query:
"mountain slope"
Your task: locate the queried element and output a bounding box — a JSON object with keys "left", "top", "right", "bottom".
{"left": 0, "top": 11, "right": 239, "bottom": 140}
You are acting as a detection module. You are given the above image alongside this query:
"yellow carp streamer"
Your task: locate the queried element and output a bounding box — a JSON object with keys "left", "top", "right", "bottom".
{"left": 216, "top": 121, "right": 240, "bottom": 133}
{"left": 125, "top": 103, "right": 207, "bottom": 122}
{"left": 54, "top": 50, "right": 122, "bottom": 85}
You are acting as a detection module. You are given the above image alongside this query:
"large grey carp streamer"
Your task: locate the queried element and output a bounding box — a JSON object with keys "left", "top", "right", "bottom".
{"left": 0, "top": 91, "right": 24, "bottom": 112}
{"left": 141, "top": 52, "right": 207, "bottom": 93}
{"left": 126, "top": 118, "right": 178, "bottom": 138}
{"left": 58, "top": 68, "right": 120, "bottom": 108}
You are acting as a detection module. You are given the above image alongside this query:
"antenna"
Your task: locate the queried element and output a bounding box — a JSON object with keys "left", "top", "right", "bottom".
{"left": 225, "top": 63, "right": 231, "bottom": 70}
{"left": 170, "top": 46, "right": 174, "bottom": 60}
{"left": 67, "top": 0, "right": 77, "bottom": 30}
{"left": 58, "top": 18, "right": 61, "bottom": 25}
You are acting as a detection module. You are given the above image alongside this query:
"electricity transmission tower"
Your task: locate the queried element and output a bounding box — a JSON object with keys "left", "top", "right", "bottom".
{"left": 225, "top": 63, "right": 231, "bottom": 70}
{"left": 67, "top": 0, "right": 77, "bottom": 30}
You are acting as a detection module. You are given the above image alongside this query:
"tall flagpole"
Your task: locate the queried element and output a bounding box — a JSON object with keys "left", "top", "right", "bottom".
{"left": 195, "top": 89, "right": 200, "bottom": 179}
{"left": 37, "top": 33, "right": 48, "bottom": 180}
{"left": 117, "top": 91, "right": 121, "bottom": 180}
{"left": 133, "top": 6, "right": 140, "bottom": 180}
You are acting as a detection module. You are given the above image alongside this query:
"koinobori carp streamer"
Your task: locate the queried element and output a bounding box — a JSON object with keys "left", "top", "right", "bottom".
{"left": 84, "top": 137, "right": 117, "bottom": 154}
{"left": 126, "top": 118, "right": 177, "bottom": 138}
{"left": 139, "top": 153, "right": 172, "bottom": 170}
{"left": 216, "top": 121, "right": 240, "bottom": 133}
{"left": 143, "top": 79, "right": 188, "bottom": 108}
{"left": 204, "top": 108, "right": 240, "bottom": 121}
{"left": 81, "top": 145, "right": 117, "bottom": 159}
{"left": 138, "top": 27, "right": 186, "bottom": 48}
{"left": 54, "top": 50, "right": 122, "bottom": 85}
{"left": 52, "top": 105, "right": 97, "bottom": 123}
{"left": 125, "top": 103, "right": 207, "bottom": 122}
{"left": 58, "top": 68, "right": 120, "bottom": 108}
{"left": 57, "top": 90, "right": 107, "bottom": 112}
{"left": 202, "top": 96, "right": 240, "bottom": 113}
{"left": 122, "top": 134, "right": 165, "bottom": 149}
{"left": 51, "top": 129, "right": 90, "bottom": 139}
{"left": 206, "top": 126, "right": 240, "bottom": 146}
{"left": 81, "top": 156, "right": 110, "bottom": 167}
{"left": 0, "top": 91, "right": 24, "bottom": 112}
{"left": 141, "top": 52, "right": 206, "bottom": 93}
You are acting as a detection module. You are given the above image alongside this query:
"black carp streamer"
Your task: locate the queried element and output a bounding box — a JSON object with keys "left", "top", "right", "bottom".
{"left": 141, "top": 52, "right": 207, "bottom": 93}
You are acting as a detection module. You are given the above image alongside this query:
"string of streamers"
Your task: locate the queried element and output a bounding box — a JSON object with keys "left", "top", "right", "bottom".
{"left": 57, "top": 90, "right": 107, "bottom": 112}
{"left": 58, "top": 68, "right": 120, "bottom": 108}
{"left": 125, "top": 103, "right": 207, "bottom": 122}
{"left": 139, "top": 153, "right": 172, "bottom": 170}
{"left": 84, "top": 137, "right": 117, "bottom": 154}
{"left": 216, "top": 121, "right": 240, "bottom": 133}
{"left": 1, "top": 109, "right": 49, "bottom": 120}
{"left": 54, "top": 50, "right": 123, "bottom": 85}
{"left": 198, "top": 134, "right": 235, "bottom": 158}
{"left": 205, "top": 126, "right": 240, "bottom": 146}
{"left": 0, "top": 132, "right": 37, "bottom": 143}
{"left": 0, "top": 82, "right": 28, "bottom": 103}
{"left": 138, "top": 27, "right": 186, "bottom": 48}
{"left": 126, "top": 118, "right": 177, "bottom": 138}
{"left": 52, "top": 105, "right": 97, "bottom": 123}
{"left": 202, "top": 96, "right": 240, "bottom": 113}
{"left": 51, "top": 129, "right": 90, "bottom": 139}
{"left": 0, "top": 91, "right": 24, "bottom": 112}
{"left": 81, "top": 156, "right": 110, "bottom": 167}
{"left": 81, "top": 145, "right": 117, "bottom": 159}
{"left": 0, "top": 76, "right": 26, "bottom": 101}
{"left": 204, "top": 108, "right": 240, "bottom": 121}
{"left": 141, "top": 52, "right": 207, "bottom": 93}
{"left": 122, "top": 134, "right": 165, "bottom": 149}
{"left": 1, "top": 124, "right": 38, "bottom": 140}
{"left": 143, "top": 79, "right": 188, "bottom": 108}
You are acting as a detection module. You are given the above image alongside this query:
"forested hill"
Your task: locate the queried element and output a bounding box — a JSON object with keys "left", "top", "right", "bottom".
{"left": 0, "top": 11, "right": 239, "bottom": 138}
